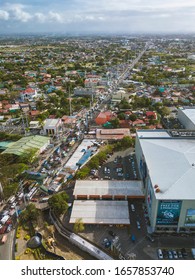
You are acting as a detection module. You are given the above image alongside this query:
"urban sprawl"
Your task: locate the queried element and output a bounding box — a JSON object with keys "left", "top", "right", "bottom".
{"left": 0, "top": 34, "right": 195, "bottom": 260}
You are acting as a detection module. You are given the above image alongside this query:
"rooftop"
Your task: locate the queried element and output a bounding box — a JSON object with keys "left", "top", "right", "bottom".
{"left": 137, "top": 130, "right": 195, "bottom": 200}
{"left": 74, "top": 180, "right": 144, "bottom": 197}
{"left": 2, "top": 135, "right": 50, "bottom": 156}
{"left": 69, "top": 200, "right": 130, "bottom": 224}
{"left": 179, "top": 106, "right": 195, "bottom": 125}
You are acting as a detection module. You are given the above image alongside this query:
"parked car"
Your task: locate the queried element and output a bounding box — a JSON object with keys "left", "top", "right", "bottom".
{"left": 181, "top": 248, "right": 188, "bottom": 258}
{"left": 130, "top": 204, "right": 135, "bottom": 212}
{"left": 157, "top": 248, "right": 163, "bottom": 259}
{"left": 168, "top": 250, "right": 173, "bottom": 259}
{"left": 108, "top": 230, "right": 116, "bottom": 237}
{"left": 177, "top": 250, "right": 183, "bottom": 259}
{"left": 136, "top": 221, "right": 141, "bottom": 229}
{"left": 172, "top": 250, "right": 178, "bottom": 259}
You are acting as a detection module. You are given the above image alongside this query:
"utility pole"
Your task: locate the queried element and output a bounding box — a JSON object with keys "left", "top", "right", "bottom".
{"left": 69, "top": 86, "right": 72, "bottom": 117}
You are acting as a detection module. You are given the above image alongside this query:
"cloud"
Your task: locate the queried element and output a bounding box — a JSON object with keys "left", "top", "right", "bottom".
{"left": 48, "top": 11, "right": 64, "bottom": 23}
{"left": 0, "top": 10, "right": 9, "bottom": 20}
{"left": 0, "top": 1, "right": 195, "bottom": 33}
{"left": 34, "top": 12, "right": 46, "bottom": 23}
{"left": 7, "top": 4, "right": 32, "bottom": 22}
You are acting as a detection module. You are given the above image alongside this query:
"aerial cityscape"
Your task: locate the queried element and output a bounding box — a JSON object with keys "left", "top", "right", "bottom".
{"left": 0, "top": 1, "right": 195, "bottom": 261}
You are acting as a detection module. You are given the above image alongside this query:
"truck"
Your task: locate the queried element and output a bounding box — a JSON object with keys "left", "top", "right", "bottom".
{"left": 191, "top": 248, "right": 195, "bottom": 259}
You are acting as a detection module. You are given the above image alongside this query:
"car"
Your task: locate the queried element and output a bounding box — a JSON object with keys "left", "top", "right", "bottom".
{"left": 162, "top": 249, "right": 168, "bottom": 259}
{"left": 6, "top": 224, "right": 12, "bottom": 232}
{"left": 157, "top": 249, "right": 163, "bottom": 259}
{"left": 177, "top": 251, "right": 183, "bottom": 259}
{"left": 108, "top": 230, "right": 116, "bottom": 237}
{"left": 104, "top": 167, "right": 107, "bottom": 173}
{"left": 168, "top": 250, "right": 173, "bottom": 259}
{"left": 130, "top": 204, "right": 135, "bottom": 212}
{"left": 146, "top": 234, "right": 154, "bottom": 242}
{"left": 114, "top": 158, "right": 117, "bottom": 163}
{"left": 136, "top": 221, "right": 141, "bottom": 229}
{"left": 181, "top": 248, "right": 188, "bottom": 258}
{"left": 172, "top": 250, "right": 178, "bottom": 259}
{"left": 10, "top": 202, "right": 17, "bottom": 209}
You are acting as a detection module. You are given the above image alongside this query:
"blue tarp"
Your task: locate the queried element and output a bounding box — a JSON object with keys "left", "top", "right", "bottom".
{"left": 76, "top": 150, "right": 92, "bottom": 166}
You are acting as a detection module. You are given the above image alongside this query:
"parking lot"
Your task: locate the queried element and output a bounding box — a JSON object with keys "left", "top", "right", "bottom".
{"left": 97, "top": 148, "right": 139, "bottom": 181}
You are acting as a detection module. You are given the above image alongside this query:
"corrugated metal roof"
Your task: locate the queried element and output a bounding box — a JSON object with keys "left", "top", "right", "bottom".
{"left": 74, "top": 180, "right": 144, "bottom": 197}
{"left": 70, "top": 200, "right": 130, "bottom": 224}
{"left": 2, "top": 135, "right": 50, "bottom": 156}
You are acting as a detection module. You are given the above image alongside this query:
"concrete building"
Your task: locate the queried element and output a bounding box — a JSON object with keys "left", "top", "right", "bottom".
{"left": 43, "top": 118, "right": 62, "bottom": 136}
{"left": 178, "top": 106, "right": 195, "bottom": 130}
{"left": 135, "top": 129, "right": 195, "bottom": 233}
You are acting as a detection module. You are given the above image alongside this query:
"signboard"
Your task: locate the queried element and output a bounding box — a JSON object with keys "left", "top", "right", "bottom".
{"left": 156, "top": 200, "right": 182, "bottom": 225}
{"left": 185, "top": 209, "right": 195, "bottom": 226}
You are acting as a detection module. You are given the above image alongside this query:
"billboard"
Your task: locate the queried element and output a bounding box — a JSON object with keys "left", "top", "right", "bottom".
{"left": 156, "top": 200, "right": 182, "bottom": 225}
{"left": 185, "top": 209, "right": 195, "bottom": 226}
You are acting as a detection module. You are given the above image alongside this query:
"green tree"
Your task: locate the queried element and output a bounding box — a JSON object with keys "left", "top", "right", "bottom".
{"left": 48, "top": 192, "right": 69, "bottom": 216}
{"left": 20, "top": 203, "right": 40, "bottom": 224}
{"left": 129, "top": 114, "right": 137, "bottom": 121}
{"left": 75, "top": 166, "right": 90, "bottom": 179}
{"left": 109, "top": 118, "right": 119, "bottom": 128}
{"left": 73, "top": 218, "right": 85, "bottom": 233}
{"left": 121, "top": 136, "right": 133, "bottom": 148}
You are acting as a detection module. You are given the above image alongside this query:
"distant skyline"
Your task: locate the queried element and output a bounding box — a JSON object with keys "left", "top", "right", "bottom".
{"left": 0, "top": 0, "right": 195, "bottom": 34}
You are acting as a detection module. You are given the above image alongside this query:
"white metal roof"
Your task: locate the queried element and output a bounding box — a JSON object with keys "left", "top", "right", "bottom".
{"left": 139, "top": 137, "right": 195, "bottom": 200}
{"left": 69, "top": 200, "right": 130, "bottom": 224}
{"left": 137, "top": 130, "right": 170, "bottom": 138}
{"left": 74, "top": 180, "right": 144, "bottom": 197}
{"left": 180, "top": 107, "right": 195, "bottom": 125}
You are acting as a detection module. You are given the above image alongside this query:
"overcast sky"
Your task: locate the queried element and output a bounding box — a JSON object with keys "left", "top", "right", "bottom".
{"left": 0, "top": 0, "right": 195, "bottom": 34}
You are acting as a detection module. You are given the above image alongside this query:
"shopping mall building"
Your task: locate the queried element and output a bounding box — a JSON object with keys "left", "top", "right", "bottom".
{"left": 135, "top": 129, "right": 195, "bottom": 233}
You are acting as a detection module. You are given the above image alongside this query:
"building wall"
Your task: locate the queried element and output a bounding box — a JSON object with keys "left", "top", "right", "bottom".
{"left": 178, "top": 108, "right": 195, "bottom": 130}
